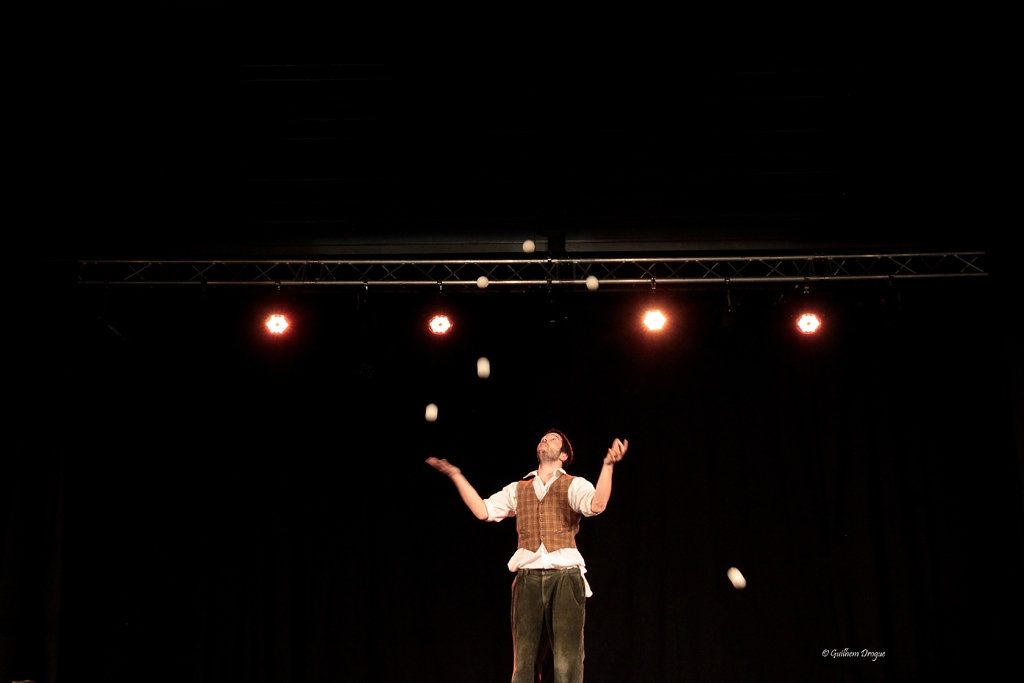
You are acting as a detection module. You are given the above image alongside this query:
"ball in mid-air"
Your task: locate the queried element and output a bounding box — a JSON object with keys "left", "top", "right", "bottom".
{"left": 523, "top": 239, "right": 536, "bottom": 253}
{"left": 425, "top": 403, "right": 438, "bottom": 422}
{"left": 727, "top": 567, "right": 746, "bottom": 589}
{"left": 586, "top": 275, "right": 599, "bottom": 291}
{"left": 477, "top": 276, "right": 489, "bottom": 289}
{"left": 477, "top": 357, "right": 491, "bottom": 379}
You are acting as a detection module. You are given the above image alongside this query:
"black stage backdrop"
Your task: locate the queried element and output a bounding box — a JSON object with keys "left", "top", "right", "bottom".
{"left": 4, "top": 275, "right": 1022, "bottom": 683}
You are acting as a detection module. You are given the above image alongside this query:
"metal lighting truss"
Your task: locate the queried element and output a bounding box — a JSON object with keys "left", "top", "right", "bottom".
{"left": 77, "top": 252, "right": 986, "bottom": 288}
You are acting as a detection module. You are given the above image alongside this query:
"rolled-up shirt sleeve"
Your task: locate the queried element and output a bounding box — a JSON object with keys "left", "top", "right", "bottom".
{"left": 568, "top": 477, "right": 600, "bottom": 517}
{"left": 485, "top": 482, "right": 519, "bottom": 522}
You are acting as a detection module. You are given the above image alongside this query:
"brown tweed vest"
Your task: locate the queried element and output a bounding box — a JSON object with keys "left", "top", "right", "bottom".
{"left": 516, "top": 474, "right": 581, "bottom": 552}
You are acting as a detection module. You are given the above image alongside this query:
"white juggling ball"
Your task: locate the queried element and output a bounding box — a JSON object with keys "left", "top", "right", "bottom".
{"left": 727, "top": 567, "right": 746, "bottom": 589}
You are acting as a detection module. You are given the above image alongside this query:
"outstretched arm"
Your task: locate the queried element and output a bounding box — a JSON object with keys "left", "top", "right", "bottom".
{"left": 591, "top": 438, "right": 627, "bottom": 514}
{"left": 425, "top": 458, "right": 489, "bottom": 520}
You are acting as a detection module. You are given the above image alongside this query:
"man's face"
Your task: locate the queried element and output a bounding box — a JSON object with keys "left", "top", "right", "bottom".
{"left": 537, "top": 433, "right": 566, "bottom": 465}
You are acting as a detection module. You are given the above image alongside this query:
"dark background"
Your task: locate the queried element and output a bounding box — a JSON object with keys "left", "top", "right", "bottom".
{"left": 3, "top": 22, "right": 1022, "bottom": 683}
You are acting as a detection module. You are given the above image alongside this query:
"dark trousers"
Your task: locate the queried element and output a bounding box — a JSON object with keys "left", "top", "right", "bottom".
{"left": 511, "top": 567, "right": 586, "bottom": 683}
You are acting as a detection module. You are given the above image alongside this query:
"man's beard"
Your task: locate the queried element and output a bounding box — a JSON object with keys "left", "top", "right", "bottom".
{"left": 537, "top": 447, "right": 561, "bottom": 464}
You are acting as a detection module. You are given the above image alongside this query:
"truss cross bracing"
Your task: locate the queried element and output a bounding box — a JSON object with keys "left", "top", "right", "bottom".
{"left": 77, "top": 253, "right": 986, "bottom": 288}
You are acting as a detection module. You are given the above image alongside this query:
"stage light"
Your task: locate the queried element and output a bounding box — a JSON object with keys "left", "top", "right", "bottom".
{"left": 643, "top": 310, "right": 667, "bottom": 331}
{"left": 265, "top": 314, "right": 289, "bottom": 334}
{"left": 428, "top": 315, "right": 452, "bottom": 335}
{"left": 796, "top": 313, "right": 821, "bottom": 334}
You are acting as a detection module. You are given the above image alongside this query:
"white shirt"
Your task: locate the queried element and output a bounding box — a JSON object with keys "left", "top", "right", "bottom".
{"left": 484, "top": 468, "right": 601, "bottom": 597}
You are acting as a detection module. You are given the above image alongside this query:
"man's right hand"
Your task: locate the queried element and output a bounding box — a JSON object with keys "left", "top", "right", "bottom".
{"left": 425, "top": 458, "right": 489, "bottom": 520}
{"left": 425, "top": 457, "right": 461, "bottom": 478}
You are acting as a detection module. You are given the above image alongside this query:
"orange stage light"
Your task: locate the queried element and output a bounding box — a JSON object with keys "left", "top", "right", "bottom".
{"left": 796, "top": 313, "right": 821, "bottom": 334}
{"left": 428, "top": 315, "right": 452, "bottom": 334}
{"left": 643, "top": 310, "right": 667, "bottom": 331}
{"left": 265, "top": 314, "right": 289, "bottom": 334}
